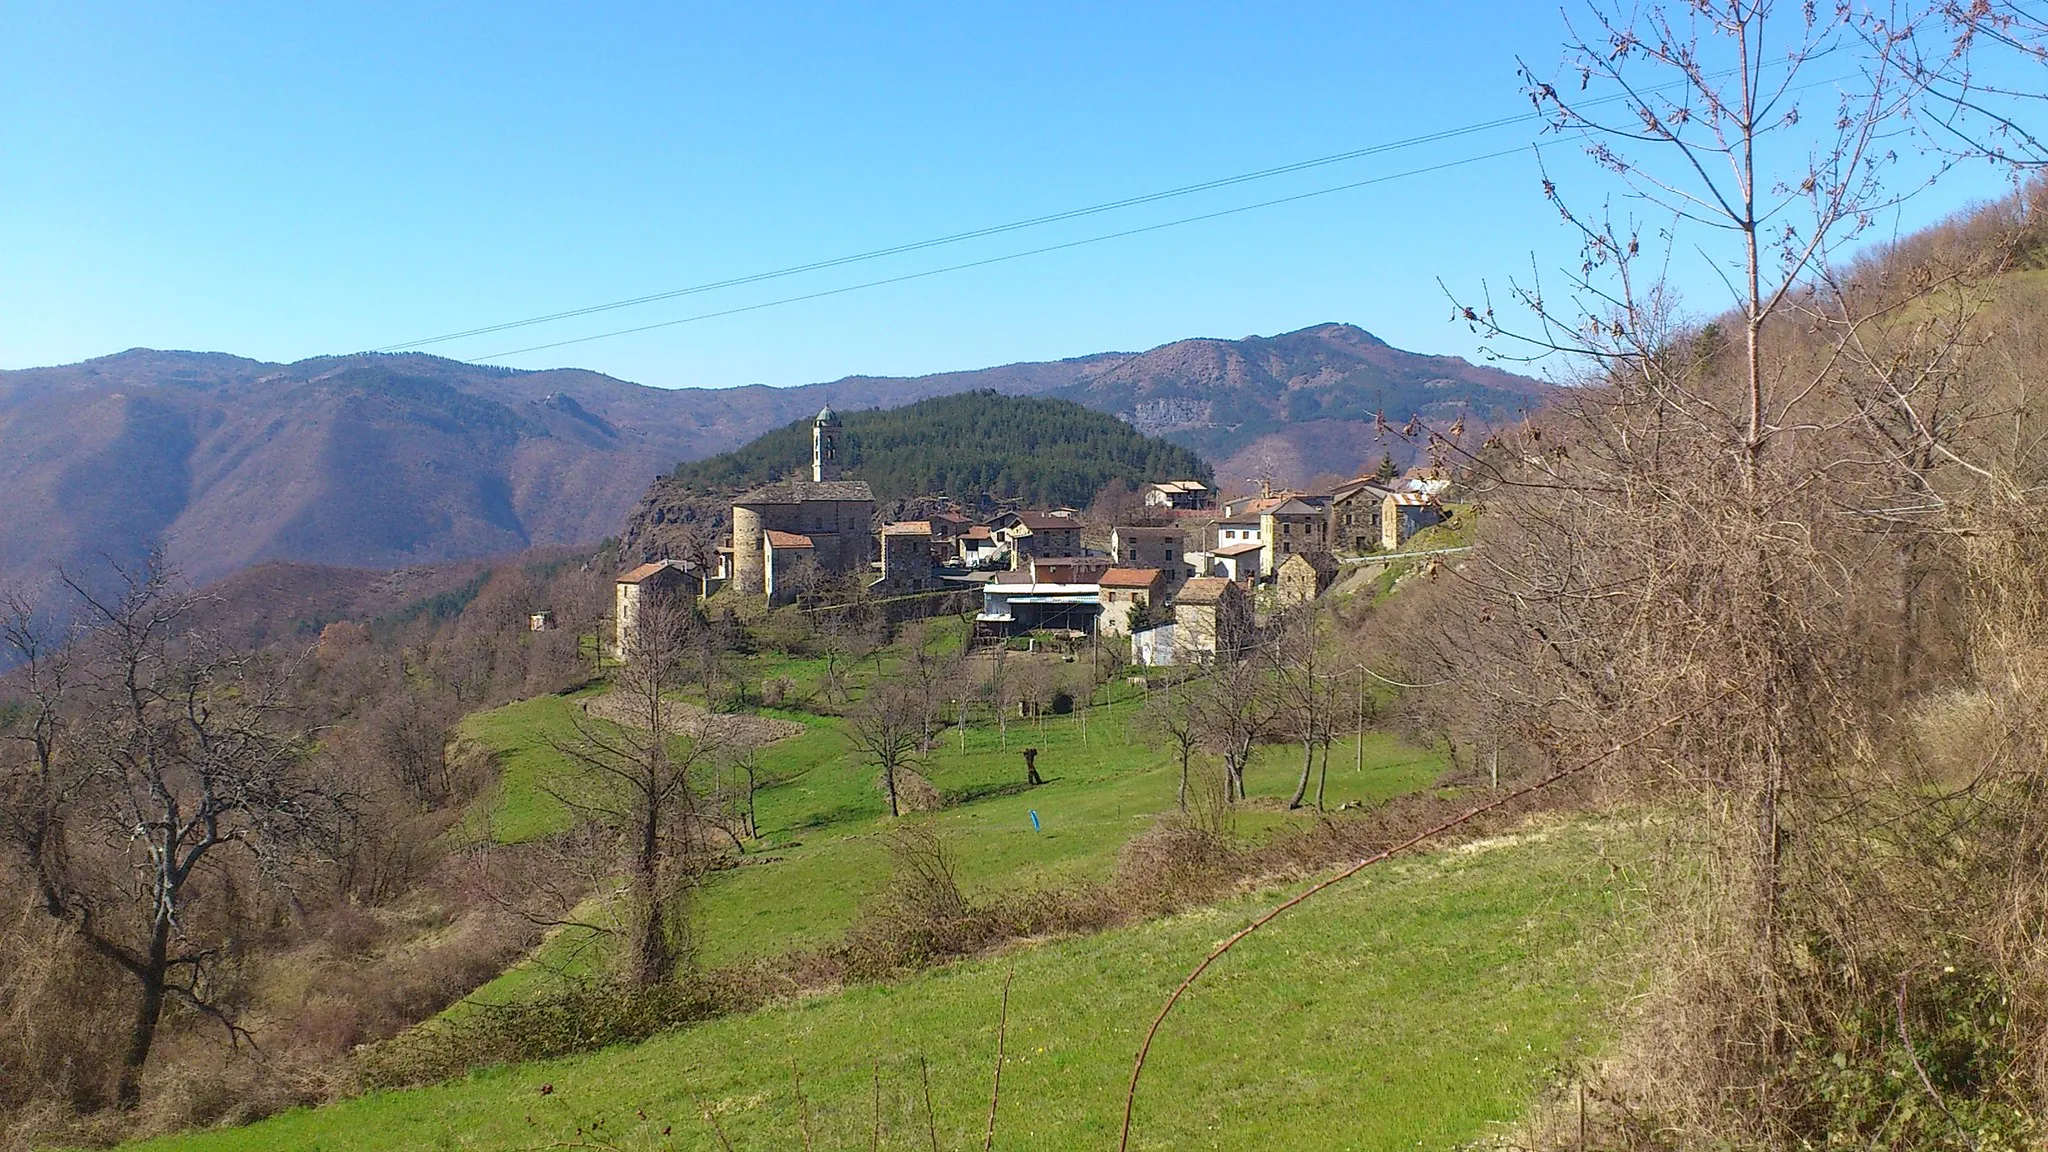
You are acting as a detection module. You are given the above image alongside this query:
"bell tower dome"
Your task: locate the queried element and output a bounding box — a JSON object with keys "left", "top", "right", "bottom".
{"left": 811, "top": 404, "right": 842, "bottom": 482}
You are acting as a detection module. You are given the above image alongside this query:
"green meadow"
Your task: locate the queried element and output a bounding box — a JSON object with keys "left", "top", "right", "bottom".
{"left": 119, "top": 622, "right": 1638, "bottom": 1150}
{"left": 128, "top": 816, "right": 1632, "bottom": 1152}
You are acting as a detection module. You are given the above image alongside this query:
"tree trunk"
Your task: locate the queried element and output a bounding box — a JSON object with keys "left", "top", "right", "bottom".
{"left": 1315, "top": 741, "right": 1329, "bottom": 811}
{"left": 1287, "top": 741, "right": 1314, "bottom": 810}
{"left": 115, "top": 924, "right": 172, "bottom": 1110}
{"left": 883, "top": 763, "right": 900, "bottom": 818}
{"left": 630, "top": 812, "right": 672, "bottom": 985}
{"left": 1177, "top": 755, "right": 1189, "bottom": 811}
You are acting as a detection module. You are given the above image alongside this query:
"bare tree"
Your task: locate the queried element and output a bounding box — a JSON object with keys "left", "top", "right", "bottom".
{"left": 899, "top": 620, "right": 965, "bottom": 753}
{"left": 1193, "top": 648, "right": 1274, "bottom": 803}
{"left": 817, "top": 609, "right": 883, "bottom": 706}
{"left": 1273, "top": 608, "right": 1340, "bottom": 811}
{"left": 551, "top": 600, "right": 722, "bottom": 986}
{"left": 1139, "top": 672, "right": 1204, "bottom": 810}
{"left": 0, "top": 557, "right": 338, "bottom": 1110}
{"left": 846, "top": 681, "right": 925, "bottom": 819}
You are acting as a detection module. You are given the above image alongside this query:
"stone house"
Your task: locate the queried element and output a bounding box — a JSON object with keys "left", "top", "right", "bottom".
{"left": 1326, "top": 479, "right": 1397, "bottom": 554}
{"left": 761, "top": 530, "right": 817, "bottom": 603}
{"left": 877, "top": 521, "right": 937, "bottom": 590}
{"left": 612, "top": 559, "right": 699, "bottom": 659}
{"left": 1110, "top": 525, "right": 1187, "bottom": 586}
{"left": 989, "top": 511, "right": 1085, "bottom": 568}
{"left": 730, "top": 406, "right": 876, "bottom": 597}
{"left": 1173, "top": 577, "right": 1252, "bottom": 663}
{"left": 1275, "top": 551, "right": 1339, "bottom": 608}
{"left": 1260, "top": 498, "right": 1328, "bottom": 575}
{"left": 1096, "top": 567, "right": 1166, "bottom": 636}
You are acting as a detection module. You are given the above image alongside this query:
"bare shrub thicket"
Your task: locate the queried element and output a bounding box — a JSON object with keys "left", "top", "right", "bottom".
{"left": 0, "top": 545, "right": 615, "bottom": 1143}
{"left": 1361, "top": 2, "right": 2048, "bottom": 1142}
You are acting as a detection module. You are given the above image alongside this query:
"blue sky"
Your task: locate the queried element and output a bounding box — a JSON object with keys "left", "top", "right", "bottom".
{"left": 0, "top": 3, "right": 2021, "bottom": 388}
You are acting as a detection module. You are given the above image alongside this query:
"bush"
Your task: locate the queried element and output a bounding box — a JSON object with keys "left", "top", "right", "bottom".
{"left": 357, "top": 978, "right": 729, "bottom": 1089}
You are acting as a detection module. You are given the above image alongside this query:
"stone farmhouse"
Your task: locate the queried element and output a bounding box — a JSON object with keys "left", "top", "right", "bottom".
{"left": 1276, "top": 551, "right": 1338, "bottom": 607}
{"left": 1109, "top": 525, "right": 1188, "bottom": 586}
{"left": 988, "top": 510, "right": 1085, "bottom": 569}
{"left": 612, "top": 559, "right": 703, "bottom": 658}
{"left": 1096, "top": 567, "right": 1167, "bottom": 635}
{"left": 1259, "top": 497, "right": 1328, "bottom": 575}
{"left": 876, "top": 521, "right": 940, "bottom": 591}
{"left": 1171, "top": 577, "right": 1251, "bottom": 663}
{"left": 1327, "top": 478, "right": 1398, "bottom": 554}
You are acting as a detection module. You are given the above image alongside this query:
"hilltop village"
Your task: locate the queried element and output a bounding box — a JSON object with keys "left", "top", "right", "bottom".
{"left": 617, "top": 404, "right": 1452, "bottom": 662}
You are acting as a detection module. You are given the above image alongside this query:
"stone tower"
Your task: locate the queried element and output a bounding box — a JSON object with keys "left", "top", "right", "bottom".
{"left": 812, "top": 404, "right": 842, "bottom": 482}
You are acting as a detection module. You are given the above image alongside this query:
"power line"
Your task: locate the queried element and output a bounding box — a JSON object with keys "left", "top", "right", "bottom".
{"left": 373, "top": 113, "right": 1541, "bottom": 354}
{"left": 469, "top": 142, "right": 1543, "bottom": 363}
{"left": 405, "top": 63, "right": 1796, "bottom": 362}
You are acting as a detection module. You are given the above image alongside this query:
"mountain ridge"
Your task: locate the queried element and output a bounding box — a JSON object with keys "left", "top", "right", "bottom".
{"left": 0, "top": 324, "right": 1541, "bottom": 608}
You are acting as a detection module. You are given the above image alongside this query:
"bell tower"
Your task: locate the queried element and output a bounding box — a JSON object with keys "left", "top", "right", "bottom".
{"left": 812, "top": 404, "right": 842, "bottom": 482}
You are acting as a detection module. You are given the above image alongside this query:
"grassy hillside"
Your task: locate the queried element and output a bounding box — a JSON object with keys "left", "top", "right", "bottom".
{"left": 455, "top": 651, "right": 1441, "bottom": 986}
{"left": 662, "top": 390, "right": 1213, "bottom": 505}
{"left": 125, "top": 815, "right": 1631, "bottom": 1152}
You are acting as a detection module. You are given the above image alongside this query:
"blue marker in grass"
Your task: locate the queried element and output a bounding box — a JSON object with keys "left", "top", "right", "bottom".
{"left": 1029, "top": 810, "right": 1041, "bottom": 832}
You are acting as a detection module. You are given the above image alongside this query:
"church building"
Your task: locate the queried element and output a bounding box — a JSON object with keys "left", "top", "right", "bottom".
{"left": 729, "top": 406, "right": 877, "bottom": 601}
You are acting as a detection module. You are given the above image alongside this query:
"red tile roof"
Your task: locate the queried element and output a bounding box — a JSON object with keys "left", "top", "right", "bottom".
{"left": 764, "top": 530, "right": 815, "bottom": 548}
{"left": 617, "top": 559, "right": 687, "bottom": 583}
{"left": 1099, "top": 567, "right": 1164, "bottom": 588}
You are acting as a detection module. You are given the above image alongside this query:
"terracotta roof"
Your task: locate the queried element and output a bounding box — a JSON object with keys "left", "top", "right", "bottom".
{"left": 617, "top": 559, "right": 690, "bottom": 584}
{"left": 1176, "top": 577, "right": 1236, "bottom": 605}
{"left": 764, "top": 530, "right": 815, "bottom": 549}
{"left": 962, "top": 525, "right": 994, "bottom": 540}
{"left": 735, "top": 478, "right": 874, "bottom": 504}
{"left": 881, "top": 521, "right": 932, "bottom": 535}
{"left": 1213, "top": 541, "right": 1265, "bottom": 557}
{"left": 1099, "top": 567, "right": 1164, "bottom": 588}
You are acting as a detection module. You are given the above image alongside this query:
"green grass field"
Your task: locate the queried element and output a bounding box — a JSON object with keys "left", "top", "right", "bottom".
{"left": 459, "top": 677, "right": 1441, "bottom": 1003}
{"left": 128, "top": 815, "right": 1631, "bottom": 1152}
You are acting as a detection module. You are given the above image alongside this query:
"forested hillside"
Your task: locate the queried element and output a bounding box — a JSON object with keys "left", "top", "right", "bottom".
{"left": 660, "top": 390, "right": 1213, "bottom": 505}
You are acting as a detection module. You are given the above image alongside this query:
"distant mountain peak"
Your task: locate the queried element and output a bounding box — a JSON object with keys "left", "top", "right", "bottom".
{"left": 0, "top": 324, "right": 1539, "bottom": 614}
